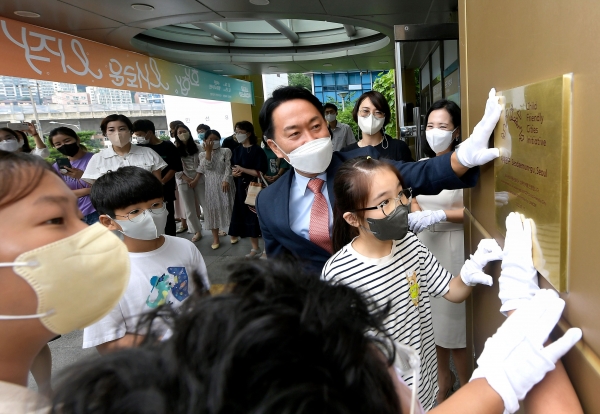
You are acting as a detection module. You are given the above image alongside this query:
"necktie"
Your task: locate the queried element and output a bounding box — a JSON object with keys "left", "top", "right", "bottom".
{"left": 307, "top": 178, "right": 332, "bottom": 253}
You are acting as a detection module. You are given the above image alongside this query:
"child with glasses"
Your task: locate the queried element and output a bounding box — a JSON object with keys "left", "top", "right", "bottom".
{"left": 322, "top": 156, "right": 503, "bottom": 410}
{"left": 83, "top": 166, "right": 210, "bottom": 354}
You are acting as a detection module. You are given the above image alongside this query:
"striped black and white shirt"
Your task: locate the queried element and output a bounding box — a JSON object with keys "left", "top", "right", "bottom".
{"left": 322, "top": 233, "right": 453, "bottom": 410}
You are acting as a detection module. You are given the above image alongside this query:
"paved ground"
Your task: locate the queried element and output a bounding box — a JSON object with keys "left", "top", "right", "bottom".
{"left": 28, "top": 228, "right": 260, "bottom": 391}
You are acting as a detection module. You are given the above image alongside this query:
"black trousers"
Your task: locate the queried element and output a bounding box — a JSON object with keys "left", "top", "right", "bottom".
{"left": 165, "top": 200, "right": 176, "bottom": 236}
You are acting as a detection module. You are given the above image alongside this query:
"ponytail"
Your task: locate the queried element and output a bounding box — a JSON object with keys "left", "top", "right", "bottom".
{"left": 332, "top": 208, "right": 359, "bottom": 253}
{"left": 331, "top": 156, "right": 406, "bottom": 253}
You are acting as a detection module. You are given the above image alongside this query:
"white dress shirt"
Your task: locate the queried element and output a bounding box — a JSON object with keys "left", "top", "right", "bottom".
{"left": 82, "top": 144, "right": 167, "bottom": 184}
{"left": 289, "top": 170, "right": 333, "bottom": 240}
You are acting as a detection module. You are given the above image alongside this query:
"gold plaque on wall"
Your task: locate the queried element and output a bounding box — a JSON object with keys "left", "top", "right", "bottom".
{"left": 494, "top": 74, "right": 572, "bottom": 292}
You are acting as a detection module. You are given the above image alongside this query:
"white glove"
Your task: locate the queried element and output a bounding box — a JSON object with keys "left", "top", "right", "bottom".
{"left": 495, "top": 191, "right": 510, "bottom": 207}
{"left": 456, "top": 88, "right": 502, "bottom": 168}
{"left": 460, "top": 239, "right": 503, "bottom": 286}
{"left": 408, "top": 210, "right": 446, "bottom": 234}
{"left": 499, "top": 212, "right": 539, "bottom": 315}
{"left": 470, "top": 289, "right": 582, "bottom": 414}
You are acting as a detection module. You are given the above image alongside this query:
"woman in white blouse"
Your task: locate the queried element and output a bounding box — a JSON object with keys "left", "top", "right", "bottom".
{"left": 82, "top": 114, "right": 166, "bottom": 185}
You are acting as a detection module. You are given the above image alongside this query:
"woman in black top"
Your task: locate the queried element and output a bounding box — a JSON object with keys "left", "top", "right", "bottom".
{"left": 341, "top": 91, "right": 413, "bottom": 162}
{"left": 228, "top": 121, "right": 268, "bottom": 259}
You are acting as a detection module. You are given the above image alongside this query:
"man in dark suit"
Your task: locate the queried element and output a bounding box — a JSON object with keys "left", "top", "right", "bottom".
{"left": 256, "top": 87, "right": 501, "bottom": 272}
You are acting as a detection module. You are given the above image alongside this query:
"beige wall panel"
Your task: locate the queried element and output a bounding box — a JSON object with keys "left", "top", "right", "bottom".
{"left": 460, "top": 0, "right": 600, "bottom": 410}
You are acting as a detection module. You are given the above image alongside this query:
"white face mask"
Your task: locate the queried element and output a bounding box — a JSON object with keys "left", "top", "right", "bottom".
{"left": 211, "top": 140, "right": 221, "bottom": 149}
{"left": 425, "top": 128, "right": 457, "bottom": 153}
{"left": 236, "top": 133, "right": 248, "bottom": 143}
{"left": 114, "top": 207, "right": 168, "bottom": 240}
{"left": 178, "top": 132, "right": 191, "bottom": 142}
{"left": 133, "top": 133, "right": 149, "bottom": 145}
{"left": 272, "top": 137, "right": 333, "bottom": 175}
{"left": 0, "top": 224, "right": 130, "bottom": 334}
{"left": 358, "top": 114, "right": 385, "bottom": 135}
{"left": 0, "top": 138, "right": 21, "bottom": 152}
{"left": 325, "top": 113, "right": 337, "bottom": 123}
{"left": 107, "top": 131, "right": 131, "bottom": 148}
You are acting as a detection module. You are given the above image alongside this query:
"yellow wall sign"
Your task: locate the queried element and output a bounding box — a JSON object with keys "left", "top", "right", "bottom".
{"left": 0, "top": 17, "right": 254, "bottom": 104}
{"left": 494, "top": 74, "right": 572, "bottom": 292}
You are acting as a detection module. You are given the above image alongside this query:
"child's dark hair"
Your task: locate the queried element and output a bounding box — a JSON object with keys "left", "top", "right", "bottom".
{"left": 174, "top": 123, "right": 199, "bottom": 157}
{"left": 205, "top": 129, "right": 221, "bottom": 141}
{"left": 90, "top": 166, "right": 164, "bottom": 217}
{"left": 332, "top": 156, "right": 406, "bottom": 252}
{"left": 51, "top": 260, "right": 400, "bottom": 414}
{"left": 0, "top": 150, "right": 55, "bottom": 208}
{"left": 132, "top": 119, "right": 156, "bottom": 134}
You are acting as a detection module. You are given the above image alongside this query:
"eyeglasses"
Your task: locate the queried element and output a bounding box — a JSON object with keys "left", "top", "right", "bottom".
{"left": 353, "top": 188, "right": 412, "bottom": 217}
{"left": 114, "top": 201, "right": 166, "bottom": 223}
{"left": 359, "top": 108, "right": 386, "bottom": 119}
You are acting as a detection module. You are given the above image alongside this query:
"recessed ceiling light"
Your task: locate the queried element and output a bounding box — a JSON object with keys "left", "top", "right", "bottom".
{"left": 213, "top": 69, "right": 223, "bottom": 72}
{"left": 268, "top": 66, "right": 278, "bottom": 69}
{"left": 249, "top": 0, "right": 270, "bottom": 5}
{"left": 131, "top": 4, "right": 154, "bottom": 11}
{"left": 14, "top": 11, "right": 40, "bottom": 18}
{"left": 379, "top": 61, "right": 389, "bottom": 64}
{"left": 323, "top": 63, "right": 332, "bottom": 67}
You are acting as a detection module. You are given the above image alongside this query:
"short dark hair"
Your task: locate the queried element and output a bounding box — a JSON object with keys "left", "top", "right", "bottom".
{"left": 352, "top": 91, "right": 391, "bottom": 129}
{"left": 0, "top": 150, "right": 55, "bottom": 209}
{"left": 51, "top": 260, "right": 400, "bottom": 414}
{"left": 324, "top": 102, "right": 338, "bottom": 112}
{"left": 424, "top": 99, "right": 462, "bottom": 156}
{"left": 90, "top": 166, "right": 164, "bottom": 217}
{"left": 259, "top": 86, "right": 324, "bottom": 140}
{"left": 100, "top": 114, "right": 133, "bottom": 135}
{"left": 173, "top": 124, "right": 199, "bottom": 157}
{"left": 196, "top": 123, "right": 210, "bottom": 132}
{"left": 234, "top": 120, "right": 258, "bottom": 145}
{"left": 132, "top": 119, "right": 156, "bottom": 134}
{"left": 205, "top": 129, "right": 221, "bottom": 141}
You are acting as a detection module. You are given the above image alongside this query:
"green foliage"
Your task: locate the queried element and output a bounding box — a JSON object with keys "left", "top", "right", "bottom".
{"left": 414, "top": 68, "right": 421, "bottom": 104}
{"left": 325, "top": 93, "right": 359, "bottom": 138}
{"left": 372, "top": 70, "right": 397, "bottom": 138}
{"left": 39, "top": 130, "right": 103, "bottom": 162}
{"left": 158, "top": 134, "right": 171, "bottom": 141}
{"left": 288, "top": 73, "right": 312, "bottom": 90}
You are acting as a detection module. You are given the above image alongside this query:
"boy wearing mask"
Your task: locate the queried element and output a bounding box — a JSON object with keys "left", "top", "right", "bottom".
{"left": 133, "top": 119, "right": 183, "bottom": 236}
{"left": 83, "top": 166, "right": 210, "bottom": 354}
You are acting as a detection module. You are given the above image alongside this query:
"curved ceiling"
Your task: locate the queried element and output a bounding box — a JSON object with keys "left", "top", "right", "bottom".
{"left": 0, "top": 0, "right": 457, "bottom": 75}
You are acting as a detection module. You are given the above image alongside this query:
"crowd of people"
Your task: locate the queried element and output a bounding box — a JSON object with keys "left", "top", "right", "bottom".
{"left": 0, "top": 86, "right": 584, "bottom": 414}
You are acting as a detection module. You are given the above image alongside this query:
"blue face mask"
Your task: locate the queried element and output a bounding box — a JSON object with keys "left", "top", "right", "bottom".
{"left": 198, "top": 132, "right": 206, "bottom": 141}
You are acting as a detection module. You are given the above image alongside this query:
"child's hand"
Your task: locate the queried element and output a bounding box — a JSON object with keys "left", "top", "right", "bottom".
{"left": 460, "top": 239, "right": 502, "bottom": 286}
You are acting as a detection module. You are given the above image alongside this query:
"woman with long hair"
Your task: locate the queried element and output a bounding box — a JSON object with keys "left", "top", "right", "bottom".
{"left": 174, "top": 123, "right": 204, "bottom": 243}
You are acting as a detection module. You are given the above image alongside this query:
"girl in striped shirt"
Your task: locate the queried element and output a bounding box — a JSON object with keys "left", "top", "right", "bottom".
{"left": 322, "top": 156, "right": 502, "bottom": 410}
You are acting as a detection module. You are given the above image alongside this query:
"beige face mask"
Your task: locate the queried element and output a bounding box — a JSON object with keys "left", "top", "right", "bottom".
{"left": 0, "top": 223, "right": 130, "bottom": 334}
